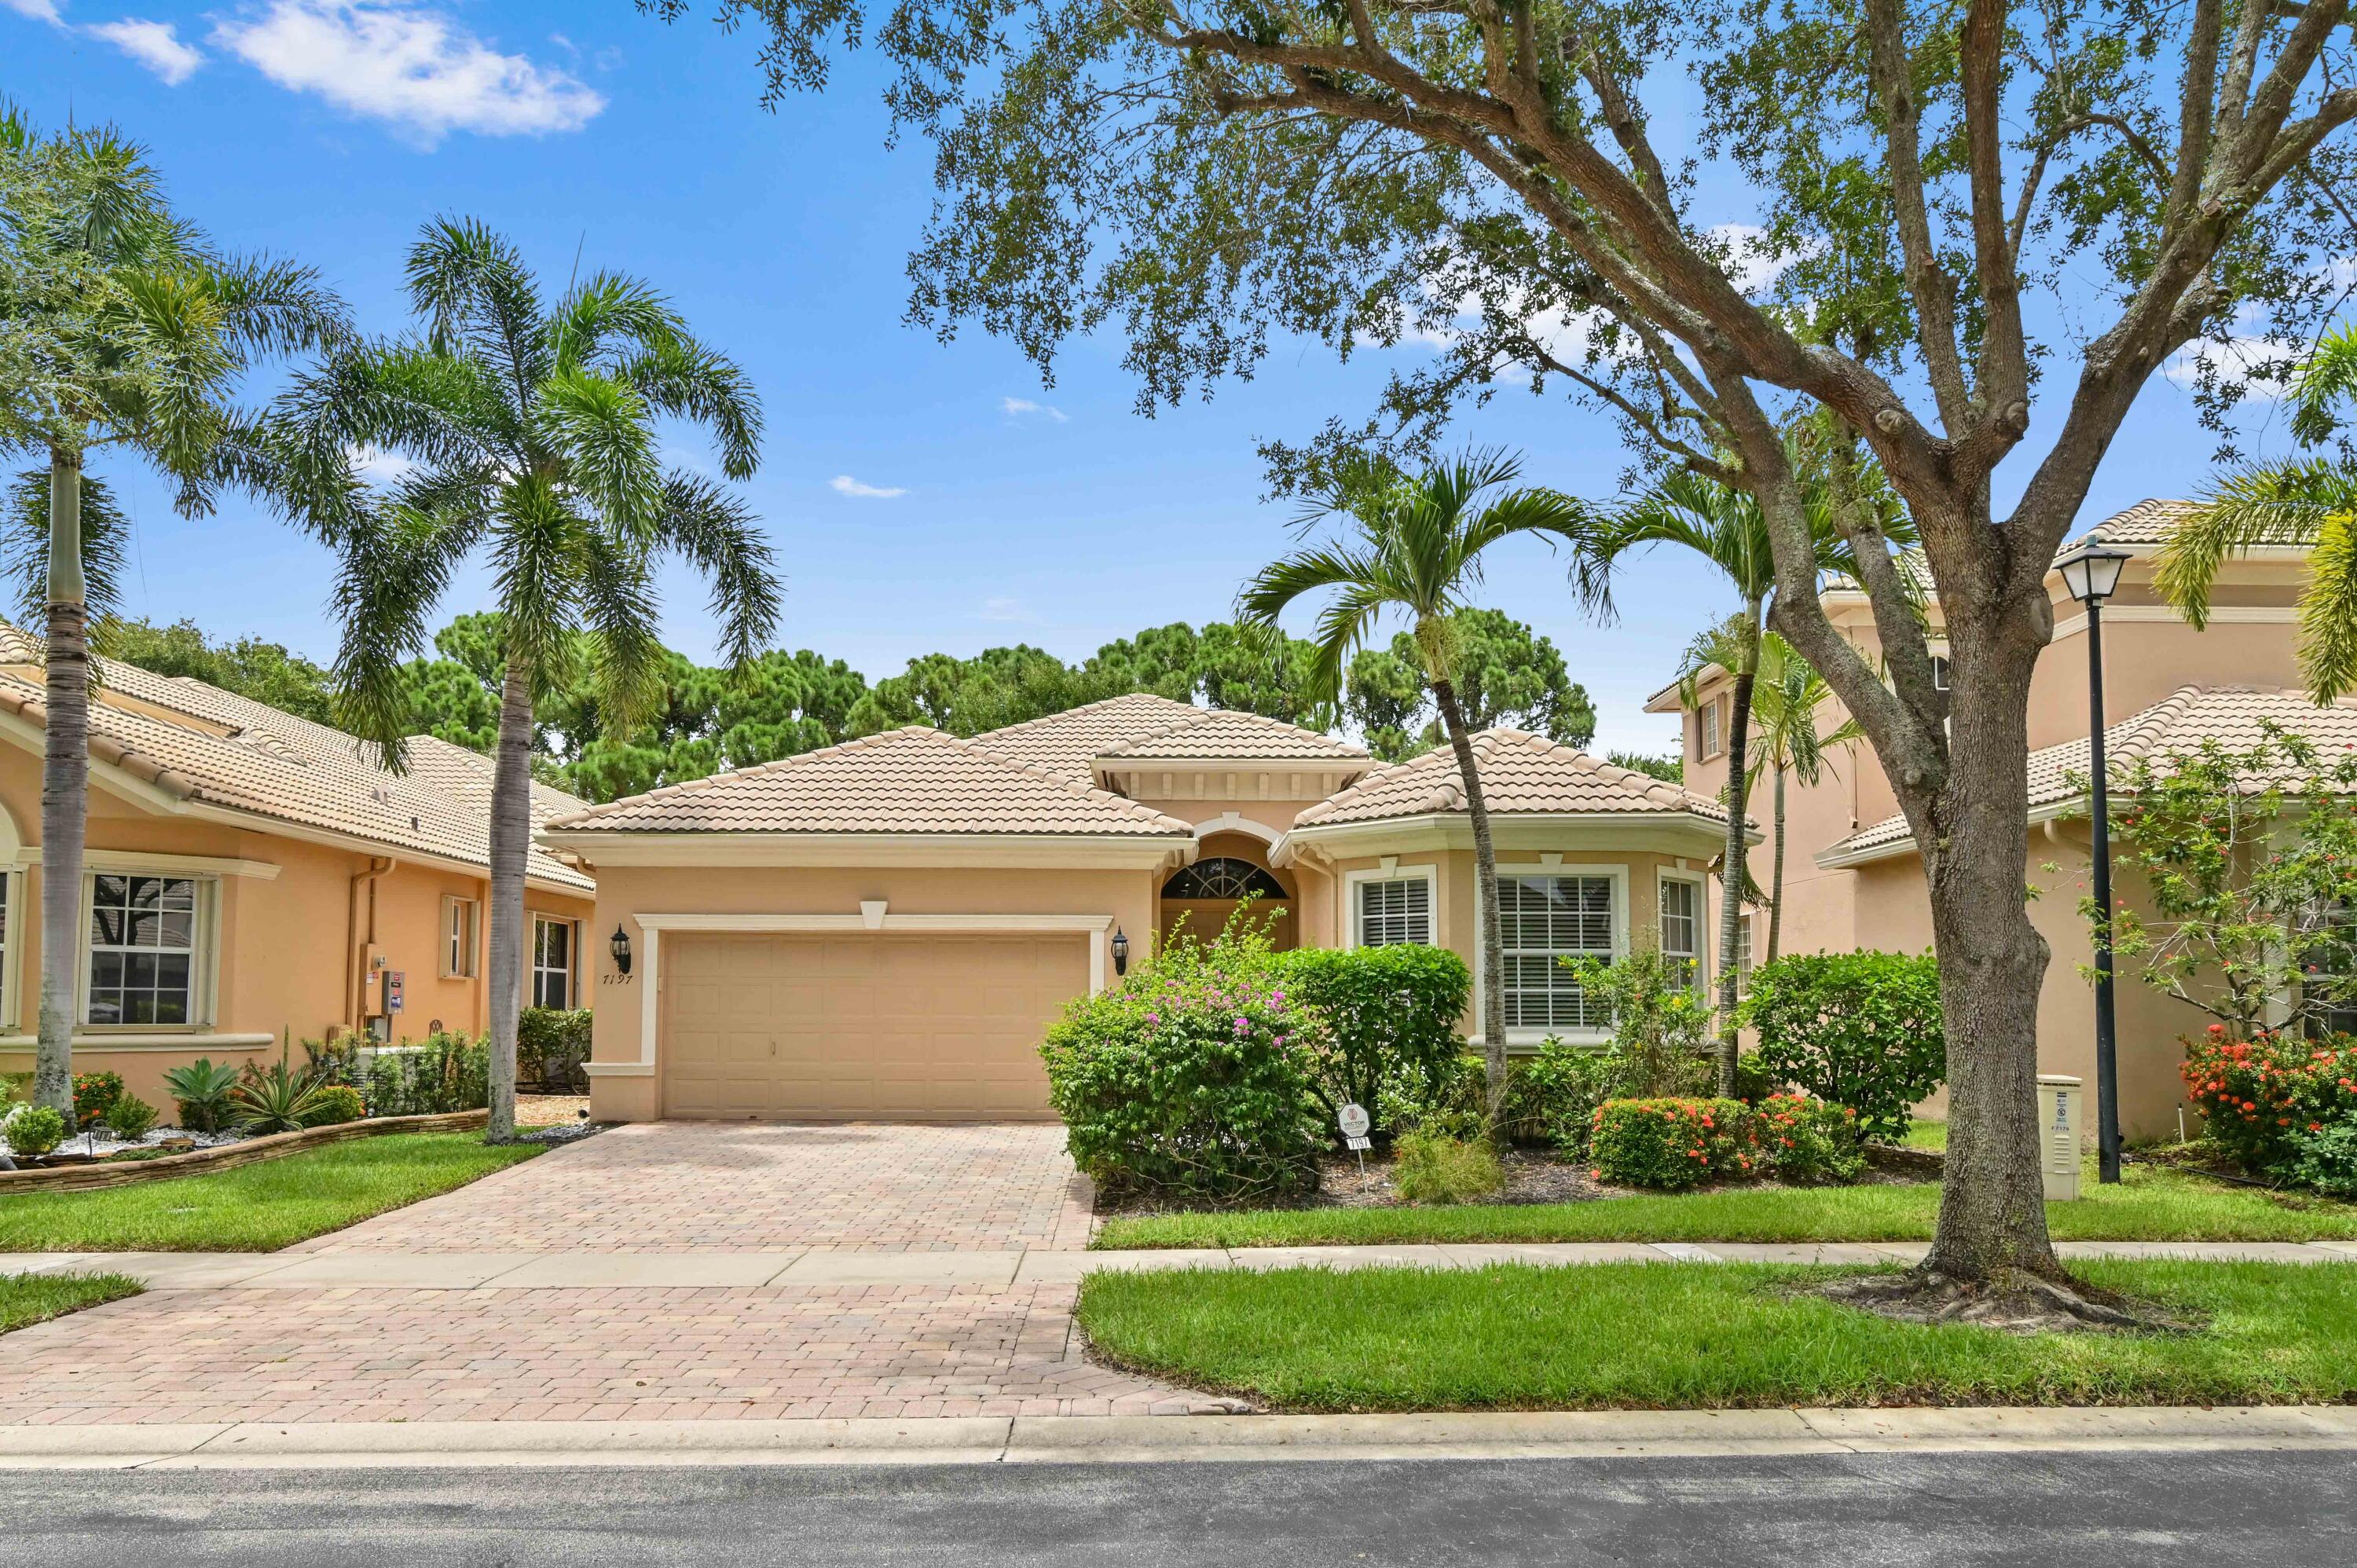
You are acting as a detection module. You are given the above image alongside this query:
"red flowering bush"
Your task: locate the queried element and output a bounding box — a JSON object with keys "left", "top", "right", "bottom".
{"left": 1754, "top": 1094, "right": 1868, "bottom": 1183}
{"left": 1589, "top": 1097, "right": 1761, "bottom": 1189}
{"left": 2182, "top": 1024, "right": 2357, "bottom": 1178}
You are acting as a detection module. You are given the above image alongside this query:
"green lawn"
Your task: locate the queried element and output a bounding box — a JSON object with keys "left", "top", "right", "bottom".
{"left": 1078, "top": 1259, "right": 2357, "bottom": 1411}
{"left": 1093, "top": 1157, "right": 2357, "bottom": 1248}
{"left": 0, "top": 1271, "right": 142, "bottom": 1333}
{"left": 1901, "top": 1119, "right": 1947, "bottom": 1151}
{"left": 0, "top": 1133, "right": 540, "bottom": 1252}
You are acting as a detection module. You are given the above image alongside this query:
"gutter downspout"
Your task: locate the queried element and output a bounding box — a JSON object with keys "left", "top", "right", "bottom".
{"left": 346, "top": 856, "right": 394, "bottom": 1035}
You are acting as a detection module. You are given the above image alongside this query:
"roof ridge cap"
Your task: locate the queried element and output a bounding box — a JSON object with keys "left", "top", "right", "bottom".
{"left": 937, "top": 729, "right": 1191, "bottom": 828}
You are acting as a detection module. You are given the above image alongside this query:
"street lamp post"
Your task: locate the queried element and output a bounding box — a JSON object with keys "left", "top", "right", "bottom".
{"left": 2057, "top": 541, "right": 2130, "bottom": 1185}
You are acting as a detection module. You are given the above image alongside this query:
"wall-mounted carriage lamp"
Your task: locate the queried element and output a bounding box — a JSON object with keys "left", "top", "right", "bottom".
{"left": 1111, "top": 926, "right": 1131, "bottom": 978}
{"left": 610, "top": 925, "right": 633, "bottom": 977}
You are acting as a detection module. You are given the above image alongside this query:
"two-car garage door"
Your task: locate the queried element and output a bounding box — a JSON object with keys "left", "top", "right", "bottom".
{"left": 659, "top": 932, "right": 1086, "bottom": 1120}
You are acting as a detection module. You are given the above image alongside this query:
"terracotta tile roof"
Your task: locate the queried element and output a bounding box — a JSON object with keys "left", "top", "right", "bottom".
{"left": 968, "top": 693, "right": 1221, "bottom": 777}
{"left": 1290, "top": 728, "right": 1736, "bottom": 830}
{"left": 543, "top": 726, "right": 1197, "bottom": 837}
{"left": 0, "top": 627, "right": 592, "bottom": 891}
{"left": 1823, "top": 685, "right": 2357, "bottom": 859}
{"left": 1096, "top": 707, "right": 1369, "bottom": 762}
{"left": 2071, "top": 497, "right": 2201, "bottom": 548}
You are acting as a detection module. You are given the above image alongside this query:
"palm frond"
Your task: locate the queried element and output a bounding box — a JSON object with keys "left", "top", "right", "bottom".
{"left": 530, "top": 367, "right": 663, "bottom": 544}
{"left": 622, "top": 335, "right": 763, "bottom": 480}
{"left": 2, "top": 468, "right": 128, "bottom": 628}
{"left": 2155, "top": 460, "right": 2349, "bottom": 629}
{"left": 2300, "top": 507, "right": 2357, "bottom": 702}
{"left": 326, "top": 501, "right": 478, "bottom": 763}
{"left": 203, "top": 251, "right": 352, "bottom": 359}
{"left": 658, "top": 472, "right": 783, "bottom": 668}
{"left": 405, "top": 216, "right": 544, "bottom": 400}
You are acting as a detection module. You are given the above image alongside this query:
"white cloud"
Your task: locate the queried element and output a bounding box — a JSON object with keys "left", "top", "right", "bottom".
{"left": 346, "top": 444, "right": 419, "bottom": 487}
{"left": 87, "top": 18, "right": 203, "bottom": 83}
{"left": 1001, "top": 396, "right": 1069, "bottom": 423}
{"left": 5, "top": 0, "right": 65, "bottom": 24}
{"left": 829, "top": 474, "right": 907, "bottom": 499}
{"left": 210, "top": 2, "right": 605, "bottom": 147}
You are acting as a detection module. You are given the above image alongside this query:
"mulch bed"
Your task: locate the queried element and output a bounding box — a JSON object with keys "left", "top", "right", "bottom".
{"left": 1096, "top": 1145, "right": 1935, "bottom": 1218}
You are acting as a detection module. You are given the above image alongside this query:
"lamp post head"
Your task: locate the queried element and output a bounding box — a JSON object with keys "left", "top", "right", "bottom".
{"left": 2055, "top": 542, "right": 2129, "bottom": 606}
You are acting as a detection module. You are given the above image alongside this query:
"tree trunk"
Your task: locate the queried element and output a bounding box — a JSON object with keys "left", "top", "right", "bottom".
{"left": 1431, "top": 678, "right": 1508, "bottom": 1123}
{"left": 1712, "top": 621, "right": 1759, "bottom": 1097}
{"left": 1918, "top": 606, "right": 2062, "bottom": 1282}
{"left": 34, "top": 447, "right": 88, "bottom": 1118}
{"left": 483, "top": 657, "right": 534, "bottom": 1144}
{"left": 1766, "top": 763, "right": 1787, "bottom": 965}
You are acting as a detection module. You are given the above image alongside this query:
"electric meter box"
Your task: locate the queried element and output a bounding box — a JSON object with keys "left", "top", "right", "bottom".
{"left": 2039, "top": 1074, "right": 2084, "bottom": 1201}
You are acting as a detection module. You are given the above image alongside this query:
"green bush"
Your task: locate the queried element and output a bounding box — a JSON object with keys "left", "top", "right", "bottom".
{"left": 1505, "top": 1039, "right": 1621, "bottom": 1155}
{"left": 162, "top": 1058, "right": 242, "bottom": 1134}
{"left": 1268, "top": 945, "right": 1468, "bottom": 1138}
{"left": 1739, "top": 950, "right": 1945, "bottom": 1141}
{"left": 1754, "top": 1094, "right": 1866, "bottom": 1183}
{"left": 71, "top": 1070, "right": 126, "bottom": 1132}
{"left": 1042, "top": 927, "right": 1332, "bottom": 1205}
{"left": 103, "top": 1094, "right": 158, "bottom": 1141}
{"left": 302, "top": 1036, "right": 362, "bottom": 1087}
{"left": 367, "top": 1032, "right": 491, "bottom": 1116}
{"left": 1589, "top": 1097, "right": 1761, "bottom": 1189}
{"left": 517, "top": 1008, "right": 592, "bottom": 1093}
{"left": 304, "top": 1085, "right": 368, "bottom": 1127}
{"left": 1391, "top": 1129, "right": 1504, "bottom": 1203}
{"left": 1560, "top": 947, "right": 1717, "bottom": 1093}
{"left": 4, "top": 1103, "right": 67, "bottom": 1157}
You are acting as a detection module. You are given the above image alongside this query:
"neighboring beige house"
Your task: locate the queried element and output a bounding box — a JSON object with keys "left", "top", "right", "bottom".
{"left": 0, "top": 628, "right": 596, "bottom": 1110}
{"left": 542, "top": 694, "right": 1743, "bottom": 1123}
{"left": 1651, "top": 498, "right": 2329, "bottom": 1137}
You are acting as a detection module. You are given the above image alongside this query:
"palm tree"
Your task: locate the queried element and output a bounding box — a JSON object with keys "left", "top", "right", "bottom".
{"left": 1743, "top": 633, "right": 1859, "bottom": 964}
{"left": 1240, "top": 448, "right": 1584, "bottom": 1121}
{"left": 0, "top": 109, "right": 346, "bottom": 1115}
{"left": 2155, "top": 326, "right": 2357, "bottom": 700}
{"left": 1570, "top": 461, "right": 1908, "bottom": 1094}
{"left": 277, "top": 218, "right": 779, "bottom": 1141}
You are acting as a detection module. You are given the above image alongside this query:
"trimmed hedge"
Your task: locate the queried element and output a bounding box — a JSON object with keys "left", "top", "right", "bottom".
{"left": 1590, "top": 1094, "right": 1865, "bottom": 1189}
{"left": 1590, "top": 1097, "right": 1761, "bottom": 1189}
{"left": 367, "top": 1032, "right": 490, "bottom": 1117}
{"left": 1269, "top": 943, "right": 1468, "bottom": 1138}
{"left": 1739, "top": 950, "right": 1945, "bottom": 1141}
{"left": 518, "top": 1008, "right": 592, "bottom": 1093}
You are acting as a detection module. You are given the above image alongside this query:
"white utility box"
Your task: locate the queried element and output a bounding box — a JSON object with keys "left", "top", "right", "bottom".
{"left": 2039, "top": 1074, "right": 2084, "bottom": 1201}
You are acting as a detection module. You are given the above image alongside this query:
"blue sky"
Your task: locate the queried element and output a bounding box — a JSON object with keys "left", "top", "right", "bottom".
{"left": 2, "top": 0, "right": 2286, "bottom": 755}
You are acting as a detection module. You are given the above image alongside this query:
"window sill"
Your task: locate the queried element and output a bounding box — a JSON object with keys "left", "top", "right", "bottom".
{"left": 0, "top": 1031, "right": 272, "bottom": 1051}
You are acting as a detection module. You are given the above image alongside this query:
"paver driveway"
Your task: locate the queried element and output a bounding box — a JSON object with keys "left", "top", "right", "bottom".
{"left": 0, "top": 1123, "right": 1233, "bottom": 1423}
{"left": 295, "top": 1121, "right": 1098, "bottom": 1254}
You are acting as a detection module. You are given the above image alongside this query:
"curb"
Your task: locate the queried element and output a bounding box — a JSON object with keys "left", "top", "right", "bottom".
{"left": 5, "top": 1407, "right": 2355, "bottom": 1471}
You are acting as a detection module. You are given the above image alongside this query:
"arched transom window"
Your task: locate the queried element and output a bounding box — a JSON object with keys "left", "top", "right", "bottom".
{"left": 1161, "top": 857, "right": 1288, "bottom": 900}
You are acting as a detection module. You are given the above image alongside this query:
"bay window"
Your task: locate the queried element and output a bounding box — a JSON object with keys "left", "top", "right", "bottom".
{"left": 1497, "top": 873, "right": 1617, "bottom": 1031}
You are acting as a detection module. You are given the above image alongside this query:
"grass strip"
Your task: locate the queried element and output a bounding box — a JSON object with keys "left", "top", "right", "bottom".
{"left": 0, "top": 1271, "right": 143, "bottom": 1333}
{"left": 1093, "top": 1160, "right": 2357, "bottom": 1248}
{"left": 1077, "top": 1258, "right": 2357, "bottom": 1411}
{"left": 0, "top": 1133, "right": 540, "bottom": 1252}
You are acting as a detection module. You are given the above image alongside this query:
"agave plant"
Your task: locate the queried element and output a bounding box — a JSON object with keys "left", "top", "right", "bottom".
{"left": 232, "top": 1061, "right": 330, "bottom": 1135}
{"left": 161, "top": 1057, "right": 241, "bottom": 1134}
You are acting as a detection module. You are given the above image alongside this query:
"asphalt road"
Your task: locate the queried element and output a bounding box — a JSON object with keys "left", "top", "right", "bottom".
{"left": 5, "top": 1449, "right": 2351, "bottom": 1566}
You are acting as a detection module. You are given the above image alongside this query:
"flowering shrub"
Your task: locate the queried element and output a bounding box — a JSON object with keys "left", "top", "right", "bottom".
{"left": 72, "top": 1070, "right": 126, "bottom": 1132}
{"left": 2182, "top": 1025, "right": 2357, "bottom": 1178}
{"left": 1041, "top": 929, "right": 1333, "bottom": 1204}
{"left": 1753, "top": 1094, "right": 1866, "bottom": 1183}
{"left": 1589, "top": 1097, "right": 1761, "bottom": 1189}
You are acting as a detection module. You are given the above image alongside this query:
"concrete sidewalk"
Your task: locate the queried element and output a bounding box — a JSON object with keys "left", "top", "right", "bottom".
{"left": 9, "top": 1236, "right": 2355, "bottom": 1289}
{"left": 4, "top": 1405, "right": 2357, "bottom": 1471}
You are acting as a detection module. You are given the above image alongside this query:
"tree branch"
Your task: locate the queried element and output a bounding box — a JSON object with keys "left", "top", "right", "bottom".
{"left": 1861, "top": 0, "right": 1971, "bottom": 434}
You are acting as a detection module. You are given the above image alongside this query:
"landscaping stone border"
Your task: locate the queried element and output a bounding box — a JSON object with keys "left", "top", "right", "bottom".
{"left": 0, "top": 1111, "right": 490, "bottom": 1194}
{"left": 1865, "top": 1142, "right": 1943, "bottom": 1178}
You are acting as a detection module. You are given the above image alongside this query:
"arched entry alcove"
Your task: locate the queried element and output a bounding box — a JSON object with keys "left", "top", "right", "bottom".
{"left": 1160, "top": 830, "right": 1296, "bottom": 951}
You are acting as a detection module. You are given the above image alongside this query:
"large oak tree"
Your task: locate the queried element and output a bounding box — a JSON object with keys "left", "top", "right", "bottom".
{"left": 654, "top": 0, "right": 2357, "bottom": 1310}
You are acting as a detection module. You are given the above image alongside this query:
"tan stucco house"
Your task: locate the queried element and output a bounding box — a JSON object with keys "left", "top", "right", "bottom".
{"left": 0, "top": 628, "right": 596, "bottom": 1109}
{"left": 542, "top": 694, "right": 1743, "bottom": 1123}
{"left": 1651, "top": 498, "right": 2332, "bottom": 1137}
